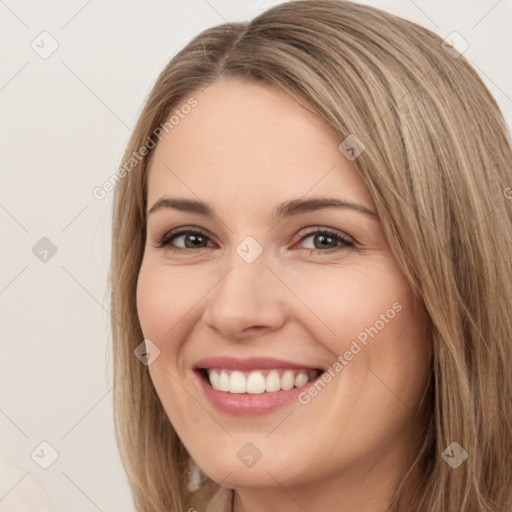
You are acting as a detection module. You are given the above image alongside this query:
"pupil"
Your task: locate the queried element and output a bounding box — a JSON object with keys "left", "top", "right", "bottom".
{"left": 186, "top": 234, "right": 205, "bottom": 248}
{"left": 316, "top": 234, "right": 334, "bottom": 249}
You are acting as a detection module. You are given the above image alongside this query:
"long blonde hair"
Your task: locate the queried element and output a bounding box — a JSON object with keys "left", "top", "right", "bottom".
{"left": 109, "top": 1, "right": 512, "bottom": 510}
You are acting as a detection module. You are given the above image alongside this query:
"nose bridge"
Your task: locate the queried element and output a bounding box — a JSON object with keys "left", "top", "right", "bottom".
{"left": 218, "top": 232, "right": 272, "bottom": 297}
{"left": 202, "top": 238, "right": 286, "bottom": 337}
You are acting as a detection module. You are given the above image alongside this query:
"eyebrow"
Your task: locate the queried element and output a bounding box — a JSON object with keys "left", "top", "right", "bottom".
{"left": 147, "top": 196, "right": 378, "bottom": 220}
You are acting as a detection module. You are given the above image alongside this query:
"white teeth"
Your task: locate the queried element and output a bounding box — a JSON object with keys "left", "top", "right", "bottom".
{"left": 209, "top": 370, "right": 220, "bottom": 389}
{"left": 281, "top": 370, "right": 295, "bottom": 390}
{"left": 206, "top": 368, "right": 320, "bottom": 394}
{"left": 219, "top": 371, "right": 230, "bottom": 392}
{"left": 230, "top": 371, "right": 246, "bottom": 393}
{"left": 294, "top": 372, "right": 309, "bottom": 387}
{"left": 265, "top": 370, "right": 281, "bottom": 392}
{"left": 247, "top": 372, "right": 266, "bottom": 394}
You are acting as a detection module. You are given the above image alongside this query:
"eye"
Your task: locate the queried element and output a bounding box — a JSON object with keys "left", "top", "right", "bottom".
{"left": 295, "top": 228, "right": 354, "bottom": 254}
{"left": 154, "top": 228, "right": 212, "bottom": 251}
{"left": 153, "top": 226, "right": 354, "bottom": 254}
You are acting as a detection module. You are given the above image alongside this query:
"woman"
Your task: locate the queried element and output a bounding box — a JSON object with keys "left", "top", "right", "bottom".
{"left": 109, "top": 1, "right": 512, "bottom": 511}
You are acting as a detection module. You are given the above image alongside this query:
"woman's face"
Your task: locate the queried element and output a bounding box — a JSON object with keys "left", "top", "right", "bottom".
{"left": 137, "top": 77, "right": 431, "bottom": 497}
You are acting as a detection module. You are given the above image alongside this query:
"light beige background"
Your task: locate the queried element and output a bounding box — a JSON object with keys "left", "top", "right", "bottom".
{"left": 1, "top": 0, "right": 510, "bottom": 510}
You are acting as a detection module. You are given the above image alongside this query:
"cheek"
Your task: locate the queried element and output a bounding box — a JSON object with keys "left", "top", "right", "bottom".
{"left": 289, "top": 263, "right": 430, "bottom": 405}
{"left": 136, "top": 266, "right": 163, "bottom": 342}
{"left": 136, "top": 264, "right": 204, "bottom": 428}
{"left": 136, "top": 262, "right": 205, "bottom": 344}
{"left": 285, "top": 263, "right": 411, "bottom": 354}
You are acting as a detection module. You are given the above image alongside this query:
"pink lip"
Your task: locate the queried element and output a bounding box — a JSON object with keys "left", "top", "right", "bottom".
{"left": 192, "top": 356, "right": 324, "bottom": 416}
{"left": 194, "top": 370, "right": 319, "bottom": 416}
{"left": 194, "top": 356, "right": 323, "bottom": 372}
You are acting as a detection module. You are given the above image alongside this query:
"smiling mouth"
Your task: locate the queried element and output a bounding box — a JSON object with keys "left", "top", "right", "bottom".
{"left": 197, "top": 368, "right": 323, "bottom": 394}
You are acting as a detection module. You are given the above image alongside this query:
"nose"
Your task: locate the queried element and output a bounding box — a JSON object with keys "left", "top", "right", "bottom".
{"left": 201, "top": 251, "right": 287, "bottom": 340}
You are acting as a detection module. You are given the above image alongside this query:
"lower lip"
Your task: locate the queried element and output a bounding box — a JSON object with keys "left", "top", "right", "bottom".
{"left": 194, "top": 370, "right": 319, "bottom": 416}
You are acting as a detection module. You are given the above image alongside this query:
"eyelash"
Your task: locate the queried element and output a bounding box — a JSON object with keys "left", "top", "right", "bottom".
{"left": 154, "top": 227, "right": 354, "bottom": 255}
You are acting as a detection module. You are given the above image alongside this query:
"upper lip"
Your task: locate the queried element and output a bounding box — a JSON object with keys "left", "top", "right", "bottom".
{"left": 194, "top": 356, "right": 324, "bottom": 371}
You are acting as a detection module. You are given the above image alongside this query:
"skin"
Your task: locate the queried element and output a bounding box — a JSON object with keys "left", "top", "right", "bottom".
{"left": 136, "top": 77, "right": 432, "bottom": 512}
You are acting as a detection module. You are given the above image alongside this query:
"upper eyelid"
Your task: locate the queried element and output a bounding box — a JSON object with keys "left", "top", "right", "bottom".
{"left": 157, "top": 226, "right": 212, "bottom": 244}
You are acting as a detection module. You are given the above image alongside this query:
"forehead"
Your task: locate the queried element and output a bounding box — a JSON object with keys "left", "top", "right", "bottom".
{"left": 146, "top": 77, "right": 374, "bottom": 212}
